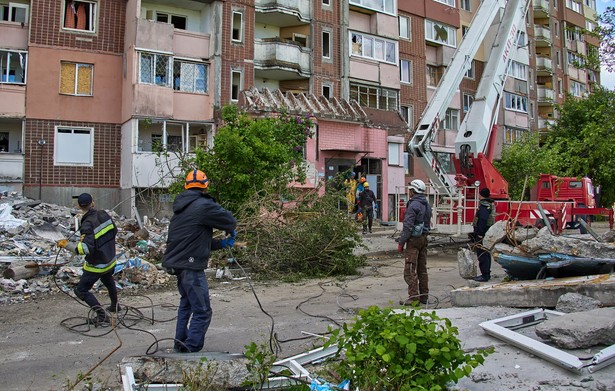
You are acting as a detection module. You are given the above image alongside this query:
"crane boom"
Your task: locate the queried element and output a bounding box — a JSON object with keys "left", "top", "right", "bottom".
{"left": 408, "top": 0, "right": 529, "bottom": 198}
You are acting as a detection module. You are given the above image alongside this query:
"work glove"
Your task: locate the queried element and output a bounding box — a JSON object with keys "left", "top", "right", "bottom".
{"left": 57, "top": 239, "right": 77, "bottom": 253}
{"left": 56, "top": 239, "right": 68, "bottom": 248}
{"left": 220, "top": 235, "right": 236, "bottom": 249}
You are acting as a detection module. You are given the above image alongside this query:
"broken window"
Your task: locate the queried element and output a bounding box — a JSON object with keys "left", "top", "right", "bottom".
{"left": 1, "top": 2, "right": 29, "bottom": 23}
{"left": 322, "top": 31, "right": 331, "bottom": 59}
{"left": 0, "top": 50, "right": 27, "bottom": 84}
{"left": 139, "top": 52, "right": 171, "bottom": 87}
{"left": 137, "top": 120, "right": 213, "bottom": 153}
{"left": 231, "top": 70, "right": 242, "bottom": 101}
{"left": 350, "top": 83, "right": 398, "bottom": 111}
{"left": 54, "top": 127, "right": 93, "bottom": 166}
{"left": 173, "top": 61, "right": 207, "bottom": 93}
{"left": 63, "top": 0, "right": 97, "bottom": 33}
{"left": 231, "top": 11, "right": 243, "bottom": 42}
{"left": 0, "top": 132, "right": 9, "bottom": 152}
{"left": 155, "top": 12, "right": 186, "bottom": 30}
{"left": 60, "top": 62, "right": 93, "bottom": 96}
{"left": 425, "top": 19, "right": 456, "bottom": 47}
{"left": 350, "top": 32, "right": 397, "bottom": 64}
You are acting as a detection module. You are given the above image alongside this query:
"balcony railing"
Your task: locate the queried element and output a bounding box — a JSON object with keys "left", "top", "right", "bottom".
{"left": 254, "top": 39, "right": 311, "bottom": 78}
{"left": 537, "top": 86, "right": 555, "bottom": 103}
{"left": 536, "top": 56, "right": 552, "bottom": 74}
{"left": 534, "top": 25, "right": 551, "bottom": 46}
{"left": 532, "top": 0, "right": 550, "bottom": 18}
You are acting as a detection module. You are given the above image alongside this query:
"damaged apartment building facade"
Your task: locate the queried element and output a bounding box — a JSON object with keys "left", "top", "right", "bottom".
{"left": 0, "top": 0, "right": 601, "bottom": 221}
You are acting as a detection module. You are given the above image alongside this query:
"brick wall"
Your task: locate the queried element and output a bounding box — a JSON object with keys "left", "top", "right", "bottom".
{"left": 312, "top": 1, "right": 341, "bottom": 98}
{"left": 30, "top": 0, "right": 126, "bottom": 54}
{"left": 24, "top": 119, "right": 121, "bottom": 188}
{"left": 399, "top": 12, "right": 427, "bottom": 128}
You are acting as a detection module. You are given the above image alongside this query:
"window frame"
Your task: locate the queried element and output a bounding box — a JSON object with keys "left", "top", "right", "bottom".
{"left": 322, "top": 30, "right": 331, "bottom": 59}
{"left": 400, "top": 105, "right": 414, "bottom": 126}
{"left": 54, "top": 126, "right": 94, "bottom": 166}
{"left": 173, "top": 59, "right": 208, "bottom": 94}
{"left": 444, "top": 108, "right": 459, "bottom": 130}
{"left": 350, "top": 31, "right": 398, "bottom": 64}
{"left": 0, "top": 49, "right": 28, "bottom": 84}
{"left": 425, "top": 19, "right": 457, "bottom": 47}
{"left": 569, "top": 80, "right": 586, "bottom": 97}
{"left": 349, "top": 0, "right": 396, "bottom": 16}
{"left": 400, "top": 59, "right": 412, "bottom": 84}
{"left": 504, "top": 92, "right": 528, "bottom": 113}
{"left": 463, "top": 93, "right": 474, "bottom": 113}
{"left": 231, "top": 69, "right": 243, "bottom": 102}
{"left": 154, "top": 11, "right": 187, "bottom": 30}
{"left": 231, "top": 11, "right": 244, "bottom": 43}
{"left": 388, "top": 142, "right": 401, "bottom": 166}
{"left": 138, "top": 51, "right": 172, "bottom": 87}
{"left": 464, "top": 60, "right": 475, "bottom": 79}
{"left": 434, "top": 0, "right": 455, "bottom": 6}
{"left": 399, "top": 15, "right": 410, "bottom": 40}
{"left": 1, "top": 2, "right": 29, "bottom": 23}
{"left": 322, "top": 83, "right": 332, "bottom": 98}
{"left": 350, "top": 83, "right": 398, "bottom": 111}
{"left": 460, "top": 0, "right": 470, "bottom": 11}
{"left": 62, "top": 0, "right": 97, "bottom": 33}
{"left": 60, "top": 61, "right": 93, "bottom": 96}
{"left": 508, "top": 61, "right": 527, "bottom": 81}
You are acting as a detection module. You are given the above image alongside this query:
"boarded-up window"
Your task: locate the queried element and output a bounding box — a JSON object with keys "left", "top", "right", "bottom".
{"left": 60, "top": 62, "right": 93, "bottom": 95}
{"left": 54, "top": 127, "right": 94, "bottom": 166}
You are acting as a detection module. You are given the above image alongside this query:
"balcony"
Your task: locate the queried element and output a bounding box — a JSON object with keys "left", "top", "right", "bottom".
{"left": 0, "top": 21, "right": 28, "bottom": 49}
{"left": 537, "top": 117, "right": 554, "bottom": 131}
{"left": 255, "top": 0, "right": 311, "bottom": 25}
{"left": 535, "top": 55, "right": 553, "bottom": 76}
{"left": 534, "top": 25, "right": 551, "bottom": 47}
{"left": 254, "top": 38, "right": 311, "bottom": 80}
{"left": 537, "top": 86, "right": 555, "bottom": 105}
{"left": 532, "top": 0, "right": 550, "bottom": 18}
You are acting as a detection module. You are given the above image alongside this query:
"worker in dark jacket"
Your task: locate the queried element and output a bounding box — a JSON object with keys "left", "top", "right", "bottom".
{"left": 471, "top": 188, "right": 495, "bottom": 282}
{"left": 162, "top": 169, "right": 237, "bottom": 353}
{"left": 358, "top": 182, "right": 377, "bottom": 234}
{"left": 397, "top": 179, "right": 432, "bottom": 305}
{"left": 57, "top": 193, "right": 119, "bottom": 326}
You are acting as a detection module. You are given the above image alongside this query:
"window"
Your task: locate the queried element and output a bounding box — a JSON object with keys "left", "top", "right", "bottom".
{"left": 567, "top": 51, "right": 584, "bottom": 67}
{"left": 569, "top": 80, "right": 586, "bottom": 97}
{"left": 434, "top": 152, "right": 454, "bottom": 174}
{"left": 60, "top": 62, "right": 93, "bottom": 95}
{"left": 566, "top": 0, "right": 582, "bottom": 13}
{"left": 63, "top": 0, "right": 97, "bottom": 32}
{"left": 558, "top": 78, "right": 563, "bottom": 96}
{"left": 565, "top": 27, "right": 584, "bottom": 42}
{"left": 322, "top": 31, "right": 331, "bottom": 59}
{"left": 154, "top": 12, "right": 187, "bottom": 30}
{"left": 426, "top": 65, "right": 443, "bottom": 86}
{"left": 388, "top": 143, "right": 401, "bottom": 166}
{"left": 1, "top": 2, "right": 29, "bottom": 23}
{"left": 139, "top": 52, "right": 171, "bottom": 87}
{"left": 173, "top": 61, "right": 208, "bottom": 93}
{"left": 322, "top": 0, "right": 331, "bottom": 5}
{"left": 434, "top": 0, "right": 455, "bottom": 5}
{"left": 425, "top": 20, "right": 456, "bottom": 47}
{"left": 508, "top": 61, "right": 527, "bottom": 80}
{"left": 444, "top": 109, "right": 459, "bottom": 130}
{"left": 231, "top": 11, "right": 243, "bottom": 42}
{"left": 54, "top": 127, "right": 93, "bottom": 166}
{"left": 0, "top": 50, "right": 27, "bottom": 84}
{"left": 462, "top": 25, "right": 469, "bottom": 37}
{"left": 556, "top": 50, "right": 561, "bottom": 66}
{"left": 322, "top": 84, "right": 332, "bottom": 98}
{"left": 586, "top": 20, "right": 597, "bottom": 33}
{"left": 349, "top": 0, "right": 395, "bottom": 15}
{"left": 504, "top": 127, "right": 527, "bottom": 144}
{"left": 350, "top": 32, "right": 397, "bottom": 64}
{"left": 231, "top": 70, "right": 242, "bottom": 101}
{"left": 350, "top": 83, "right": 398, "bottom": 111}
{"left": 504, "top": 92, "right": 528, "bottom": 112}
{"left": 516, "top": 31, "right": 526, "bottom": 47}
{"left": 463, "top": 93, "right": 474, "bottom": 112}
{"left": 584, "top": 0, "right": 596, "bottom": 9}
{"left": 464, "top": 60, "right": 475, "bottom": 79}
{"left": 399, "top": 16, "right": 410, "bottom": 40}
{"left": 400, "top": 59, "right": 412, "bottom": 84}
{"left": 460, "top": 0, "right": 470, "bottom": 11}
{"left": 400, "top": 105, "right": 414, "bottom": 125}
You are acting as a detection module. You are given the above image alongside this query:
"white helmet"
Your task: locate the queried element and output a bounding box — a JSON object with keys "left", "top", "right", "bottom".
{"left": 409, "top": 179, "right": 426, "bottom": 194}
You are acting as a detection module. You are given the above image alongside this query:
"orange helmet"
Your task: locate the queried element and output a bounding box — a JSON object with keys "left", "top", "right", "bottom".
{"left": 185, "top": 169, "right": 209, "bottom": 189}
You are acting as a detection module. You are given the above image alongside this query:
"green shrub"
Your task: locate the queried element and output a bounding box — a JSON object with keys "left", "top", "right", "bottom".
{"left": 325, "top": 305, "right": 493, "bottom": 391}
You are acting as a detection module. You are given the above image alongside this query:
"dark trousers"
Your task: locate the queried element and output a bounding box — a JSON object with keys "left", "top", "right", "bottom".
{"left": 403, "top": 235, "right": 429, "bottom": 303}
{"left": 75, "top": 269, "right": 118, "bottom": 314}
{"left": 362, "top": 206, "right": 373, "bottom": 232}
{"left": 476, "top": 246, "right": 492, "bottom": 279}
{"left": 175, "top": 269, "right": 213, "bottom": 353}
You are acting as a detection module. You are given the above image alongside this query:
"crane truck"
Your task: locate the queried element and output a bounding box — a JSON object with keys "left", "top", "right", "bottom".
{"left": 406, "top": 0, "right": 612, "bottom": 235}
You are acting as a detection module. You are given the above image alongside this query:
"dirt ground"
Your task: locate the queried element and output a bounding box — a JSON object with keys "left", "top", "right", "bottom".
{"left": 1, "top": 228, "right": 613, "bottom": 390}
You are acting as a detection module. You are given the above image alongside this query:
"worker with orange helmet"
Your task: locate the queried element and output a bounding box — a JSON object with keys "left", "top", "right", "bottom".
{"left": 162, "top": 169, "right": 237, "bottom": 353}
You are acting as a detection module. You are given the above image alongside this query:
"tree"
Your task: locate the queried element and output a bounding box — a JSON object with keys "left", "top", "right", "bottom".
{"left": 597, "top": 6, "right": 615, "bottom": 73}
{"left": 543, "top": 87, "right": 615, "bottom": 207}
{"left": 170, "top": 105, "right": 314, "bottom": 212}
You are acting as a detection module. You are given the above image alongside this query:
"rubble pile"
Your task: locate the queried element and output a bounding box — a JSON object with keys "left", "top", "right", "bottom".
{"left": 0, "top": 192, "right": 173, "bottom": 305}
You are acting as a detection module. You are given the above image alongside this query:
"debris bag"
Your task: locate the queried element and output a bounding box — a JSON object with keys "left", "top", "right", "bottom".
{"left": 0, "top": 204, "right": 29, "bottom": 234}
{"left": 457, "top": 247, "right": 477, "bottom": 279}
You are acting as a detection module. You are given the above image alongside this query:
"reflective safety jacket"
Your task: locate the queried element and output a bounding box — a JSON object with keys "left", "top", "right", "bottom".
{"left": 76, "top": 208, "right": 118, "bottom": 273}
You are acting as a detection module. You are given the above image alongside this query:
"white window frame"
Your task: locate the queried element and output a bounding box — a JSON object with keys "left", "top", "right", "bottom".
{"left": 464, "top": 60, "right": 475, "bottom": 79}
{"left": 566, "top": 0, "right": 582, "bottom": 13}
{"left": 349, "top": 0, "right": 396, "bottom": 16}
{"left": 1, "top": 2, "right": 29, "bottom": 23}
{"left": 322, "top": 30, "right": 331, "bottom": 59}
{"left": 0, "top": 49, "right": 28, "bottom": 84}
{"left": 399, "top": 16, "right": 410, "bottom": 40}
{"left": 350, "top": 83, "right": 398, "bottom": 111}
{"left": 508, "top": 61, "right": 527, "bottom": 81}
{"left": 425, "top": 19, "right": 457, "bottom": 47}
{"left": 138, "top": 51, "right": 172, "bottom": 87}
{"left": 60, "top": 62, "right": 93, "bottom": 96}
{"left": 460, "top": 0, "right": 470, "bottom": 11}
{"left": 231, "top": 69, "right": 242, "bottom": 102}
{"left": 231, "top": 11, "right": 243, "bottom": 43}
{"left": 463, "top": 93, "right": 474, "bottom": 113}
{"left": 434, "top": 0, "right": 455, "bottom": 6}
{"left": 350, "top": 31, "right": 398, "bottom": 64}
{"left": 154, "top": 11, "right": 187, "bottom": 30}
{"left": 400, "top": 105, "right": 413, "bottom": 125}
{"left": 444, "top": 108, "right": 459, "bottom": 130}
{"left": 400, "top": 59, "right": 412, "bottom": 84}
{"left": 54, "top": 126, "right": 94, "bottom": 167}
{"left": 322, "top": 0, "right": 331, "bottom": 5}
{"left": 322, "top": 83, "right": 332, "bottom": 98}
{"left": 173, "top": 60, "right": 208, "bottom": 94}
{"left": 388, "top": 143, "right": 401, "bottom": 166}
{"left": 569, "top": 80, "right": 586, "bottom": 97}
{"left": 62, "top": 0, "right": 97, "bottom": 33}
{"left": 516, "top": 31, "right": 526, "bottom": 47}
{"left": 504, "top": 92, "right": 528, "bottom": 113}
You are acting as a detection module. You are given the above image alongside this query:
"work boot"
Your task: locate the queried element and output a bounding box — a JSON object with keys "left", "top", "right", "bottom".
{"left": 399, "top": 298, "right": 418, "bottom": 306}
{"left": 473, "top": 275, "right": 490, "bottom": 282}
{"left": 92, "top": 312, "right": 111, "bottom": 327}
{"left": 106, "top": 304, "right": 122, "bottom": 313}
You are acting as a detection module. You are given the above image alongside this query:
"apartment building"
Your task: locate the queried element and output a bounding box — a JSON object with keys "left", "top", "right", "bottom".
{"left": 0, "top": 0, "right": 600, "bottom": 221}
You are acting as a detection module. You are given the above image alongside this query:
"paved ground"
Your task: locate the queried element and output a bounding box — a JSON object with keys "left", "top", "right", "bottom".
{"left": 1, "top": 225, "right": 614, "bottom": 390}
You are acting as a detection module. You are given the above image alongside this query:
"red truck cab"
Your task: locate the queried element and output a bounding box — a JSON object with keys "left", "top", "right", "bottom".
{"left": 535, "top": 174, "right": 595, "bottom": 207}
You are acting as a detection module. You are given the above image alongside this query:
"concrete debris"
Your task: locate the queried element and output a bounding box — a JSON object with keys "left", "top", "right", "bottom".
{"left": 535, "top": 307, "right": 615, "bottom": 349}
{"left": 0, "top": 192, "right": 173, "bottom": 305}
{"left": 555, "top": 292, "right": 602, "bottom": 313}
{"left": 457, "top": 247, "right": 477, "bottom": 279}
{"left": 482, "top": 221, "right": 539, "bottom": 250}
{"left": 522, "top": 227, "right": 615, "bottom": 259}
